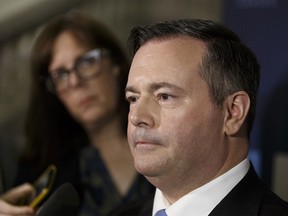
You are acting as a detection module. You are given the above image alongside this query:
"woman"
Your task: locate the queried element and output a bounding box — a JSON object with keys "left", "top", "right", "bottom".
{"left": 16, "top": 11, "right": 154, "bottom": 215}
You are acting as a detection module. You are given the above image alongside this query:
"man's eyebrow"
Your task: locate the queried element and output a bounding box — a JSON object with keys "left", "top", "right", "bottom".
{"left": 125, "top": 86, "right": 137, "bottom": 94}
{"left": 149, "top": 82, "right": 181, "bottom": 91}
{"left": 125, "top": 82, "right": 182, "bottom": 94}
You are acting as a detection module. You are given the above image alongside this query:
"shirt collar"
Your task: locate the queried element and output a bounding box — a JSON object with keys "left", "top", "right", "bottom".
{"left": 152, "top": 158, "right": 250, "bottom": 216}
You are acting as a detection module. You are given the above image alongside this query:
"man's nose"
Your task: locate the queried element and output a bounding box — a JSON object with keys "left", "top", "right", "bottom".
{"left": 129, "top": 97, "right": 157, "bottom": 128}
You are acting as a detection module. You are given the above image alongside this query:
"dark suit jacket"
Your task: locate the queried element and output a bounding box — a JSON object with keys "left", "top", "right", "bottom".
{"left": 110, "top": 164, "right": 288, "bottom": 216}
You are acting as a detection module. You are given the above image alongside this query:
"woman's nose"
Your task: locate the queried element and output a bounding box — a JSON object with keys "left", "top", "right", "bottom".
{"left": 68, "top": 70, "right": 81, "bottom": 87}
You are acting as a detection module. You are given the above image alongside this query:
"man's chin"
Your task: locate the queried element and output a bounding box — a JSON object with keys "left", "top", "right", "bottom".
{"left": 134, "top": 159, "right": 158, "bottom": 177}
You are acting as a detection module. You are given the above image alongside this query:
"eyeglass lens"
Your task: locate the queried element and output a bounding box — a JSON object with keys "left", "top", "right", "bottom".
{"left": 46, "top": 49, "right": 106, "bottom": 93}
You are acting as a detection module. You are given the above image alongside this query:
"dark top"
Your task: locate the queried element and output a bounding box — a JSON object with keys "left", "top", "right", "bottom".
{"left": 79, "top": 146, "right": 155, "bottom": 216}
{"left": 16, "top": 145, "right": 155, "bottom": 215}
{"left": 15, "top": 146, "right": 82, "bottom": 206}
{"left": 110, "top": 163, "right": 288, "bottom": 216}
{"left": 0, "top": 134, "right": 19, "bottom": 193}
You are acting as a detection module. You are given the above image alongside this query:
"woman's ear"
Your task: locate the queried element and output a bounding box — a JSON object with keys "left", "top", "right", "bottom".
{"left": 224, "top": 91, "right": 250, "bottom": 136}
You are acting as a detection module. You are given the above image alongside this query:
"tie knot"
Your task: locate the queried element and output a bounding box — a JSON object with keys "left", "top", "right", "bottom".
{"left": 155, "top": 209, "right": 167, "bottom": 216}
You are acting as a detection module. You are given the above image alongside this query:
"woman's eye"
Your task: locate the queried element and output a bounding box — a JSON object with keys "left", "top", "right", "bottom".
{"left": 53, "top": 69, "right": 70, "bottom": 80}
{"left": 78, "top": 57, "right": 96, "bottom": 69}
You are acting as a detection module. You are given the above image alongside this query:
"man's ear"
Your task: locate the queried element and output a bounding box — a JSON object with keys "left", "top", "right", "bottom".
{"left": 224, "top": 91, "right": 250, "bottom": 136}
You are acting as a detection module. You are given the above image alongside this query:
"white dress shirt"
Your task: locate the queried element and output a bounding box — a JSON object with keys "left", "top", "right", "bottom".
{"left": 152, "top": 158, "right": 250, "bottom": 216}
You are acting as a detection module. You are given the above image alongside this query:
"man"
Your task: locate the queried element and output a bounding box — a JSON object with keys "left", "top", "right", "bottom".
{"left": 112, "top": 19, "right": 288, "bottom": 215}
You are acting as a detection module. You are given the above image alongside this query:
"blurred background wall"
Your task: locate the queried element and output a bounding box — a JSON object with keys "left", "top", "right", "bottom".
{"left": 0, "top": 0, "right": 287, "bottom": 200}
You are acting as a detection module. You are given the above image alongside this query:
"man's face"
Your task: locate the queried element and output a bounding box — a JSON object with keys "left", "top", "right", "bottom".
{"left": 125, "top": 36, "right": 227, "bottom": 190}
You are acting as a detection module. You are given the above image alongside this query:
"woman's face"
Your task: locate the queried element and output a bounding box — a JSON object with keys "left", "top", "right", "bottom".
{"left": 48, "top": 31, "right": 120, "bottom": 128}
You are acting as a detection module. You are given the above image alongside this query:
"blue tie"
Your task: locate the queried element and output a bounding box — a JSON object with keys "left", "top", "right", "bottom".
{"left": 155, "top": 209, "right": 167, "bottom": 216}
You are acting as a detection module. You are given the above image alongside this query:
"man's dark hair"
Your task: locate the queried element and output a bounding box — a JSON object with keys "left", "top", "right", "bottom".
{"left": 128, "top": 19, "right": 260, "bottom": 136}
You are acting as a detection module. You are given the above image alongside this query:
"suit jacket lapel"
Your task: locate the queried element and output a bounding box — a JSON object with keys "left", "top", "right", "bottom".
{"left": 210, "top": 163, "right": 265, "bottom": 215}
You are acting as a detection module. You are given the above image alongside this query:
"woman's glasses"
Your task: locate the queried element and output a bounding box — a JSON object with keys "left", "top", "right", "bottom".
{"left": 45, "top": 49, "right": 110, "bottom": 93}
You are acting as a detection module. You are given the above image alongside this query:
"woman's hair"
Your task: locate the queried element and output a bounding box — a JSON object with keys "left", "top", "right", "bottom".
{"left": 22, "top": 11, "right": 130, "bottom": 171}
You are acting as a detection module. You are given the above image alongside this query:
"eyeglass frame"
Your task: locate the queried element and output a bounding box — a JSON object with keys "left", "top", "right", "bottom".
{"left": 43, "top": 48, "right": 111, "bottom": 93}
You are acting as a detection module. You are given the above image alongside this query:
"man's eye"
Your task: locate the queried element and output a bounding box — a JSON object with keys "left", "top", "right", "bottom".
{"left": 158, "top": 93, "right": 172, "bottom": 100}
{"left": 126, "top": 96, "right": 137, "bottom": 104}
